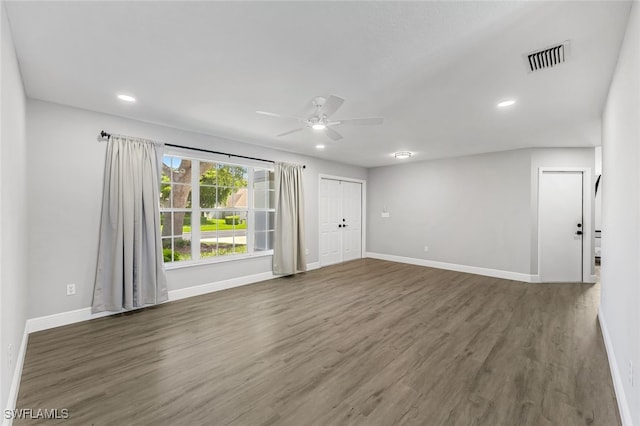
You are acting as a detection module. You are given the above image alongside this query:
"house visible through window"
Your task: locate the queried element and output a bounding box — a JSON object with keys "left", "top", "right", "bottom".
{"left": 160, "top": 154, "right": 275, "bottom": 264}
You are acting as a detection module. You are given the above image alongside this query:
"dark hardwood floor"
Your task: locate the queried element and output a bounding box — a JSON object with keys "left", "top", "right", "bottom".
{"left": 16, "top": 259, "right": 620, "bottom": 425}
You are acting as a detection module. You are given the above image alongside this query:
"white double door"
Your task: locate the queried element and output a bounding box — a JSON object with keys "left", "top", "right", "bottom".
{"left": 319, "top": 178, "right": 362, "bottom": 266}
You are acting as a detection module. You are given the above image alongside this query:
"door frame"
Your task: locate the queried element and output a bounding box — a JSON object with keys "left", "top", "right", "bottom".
{"left": 537, "top": 167, "right": 593, "bottom": 283}
{"left": 318, "top": 174, "right": 367, "bottom": 264}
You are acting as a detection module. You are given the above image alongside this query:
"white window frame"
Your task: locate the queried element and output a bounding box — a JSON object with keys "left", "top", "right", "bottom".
{"left": 161, "top": 148, "right": 274, "bottom": 269}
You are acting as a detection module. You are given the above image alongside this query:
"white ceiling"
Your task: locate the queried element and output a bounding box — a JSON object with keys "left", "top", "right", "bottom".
{"left": 5, "top": 1, "right": 632, "bottom": 167}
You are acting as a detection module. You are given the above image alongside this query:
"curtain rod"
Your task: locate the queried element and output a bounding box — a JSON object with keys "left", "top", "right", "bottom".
{"left": 98, "top": 131, "right": 305, "bottom": 168}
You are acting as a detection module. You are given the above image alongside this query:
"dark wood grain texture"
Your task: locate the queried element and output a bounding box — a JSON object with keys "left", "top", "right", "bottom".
{"left": 16, "top": 259, "right": 620, "bottom": 425}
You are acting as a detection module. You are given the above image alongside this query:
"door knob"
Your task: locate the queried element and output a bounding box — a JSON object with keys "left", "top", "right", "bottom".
{"left": 338, "top": 224, "right": 342, "bottom": 228}
{"left": 343, "top": 224, "right": 348, "bottom": 227}
{"left": 577, "top": 223, "right": 582, "bottom": 228}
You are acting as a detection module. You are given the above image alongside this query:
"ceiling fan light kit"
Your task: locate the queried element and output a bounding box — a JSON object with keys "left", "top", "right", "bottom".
{"left": 257, "top": 95, "right": 383, "bottom": 141}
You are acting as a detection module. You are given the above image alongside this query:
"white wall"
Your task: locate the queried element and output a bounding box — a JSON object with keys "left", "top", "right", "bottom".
{"left": 600, "top": 2, "right": 640, "bottom": 424}
{"left": 367, "top": 147, "right": 594, "bottom": 279}
{"left": 368, "top": 149, "right": 531, "bottom": 274}
{"left": 25, "top": 99, "right": 367, "bottom": 318}
{"left": 0, "top": 1, "right": 28, "bottom": 412}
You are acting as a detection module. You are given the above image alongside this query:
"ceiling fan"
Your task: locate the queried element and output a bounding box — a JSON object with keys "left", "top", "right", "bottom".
{"left": 256, "top": 95, "right": 383, "bottom": 141}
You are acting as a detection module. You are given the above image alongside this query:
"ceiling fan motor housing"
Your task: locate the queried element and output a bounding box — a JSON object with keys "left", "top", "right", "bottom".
{"left": 312, "top": 97, "right": 326, "bottom": 108}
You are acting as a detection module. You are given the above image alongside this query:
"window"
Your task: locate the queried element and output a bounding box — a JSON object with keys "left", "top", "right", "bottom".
{"left": 160, "top": 153, "right": 275, "bottom": 264}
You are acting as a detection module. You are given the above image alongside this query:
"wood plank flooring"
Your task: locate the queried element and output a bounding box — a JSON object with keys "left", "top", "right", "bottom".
{"left": 16, "top": 259, "right": 620, "bottom": 425}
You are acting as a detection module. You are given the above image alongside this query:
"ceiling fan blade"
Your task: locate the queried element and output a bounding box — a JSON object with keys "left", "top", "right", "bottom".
{"left": 331, "top": 117, "right": 384, "bottom": 126}
{"left": 256, "top": 110, "right": 302, "bottom": 121}
{"left": 324, "top": 127, "right": 343, "bottom": 141}
{"left": 321, "top": 95, "right": 345, "bottom": 117}
{"left": 277, "top": 128, "right": 305, "bottom": 137}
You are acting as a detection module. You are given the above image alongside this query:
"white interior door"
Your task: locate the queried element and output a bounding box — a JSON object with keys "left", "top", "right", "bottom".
{"left": 319, "top": 178, "right": 362, "bottom": 266}
{"left": 539, "top": 171, "right": 583, "bottom": 282}
{"left": 342, "top": 181, "right": 362, "bottom": 262}
{"left": 320, "top": 178, "right": 342, "bottom": 266}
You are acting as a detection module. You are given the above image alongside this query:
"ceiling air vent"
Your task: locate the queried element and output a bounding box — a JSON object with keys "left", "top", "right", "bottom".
{"left": 526, "top": 41, "right": 569, "bottom": 72}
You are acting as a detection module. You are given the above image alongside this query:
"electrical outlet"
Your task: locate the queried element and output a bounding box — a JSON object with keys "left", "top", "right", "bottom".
{"left": 424, "top": 246, "right": 429, "bottom": 252}
{"left": 66, "top": 283, "right": 76, "bottom": 296}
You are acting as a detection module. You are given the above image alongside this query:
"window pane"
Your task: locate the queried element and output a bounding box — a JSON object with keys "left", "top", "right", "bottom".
{"left": 200, "top": 161, "right": 216, "bottom": 186}
{"left": 171, "top": 183, "right": 192, "bottom": 209}
{"left": 255, "top": 211, "right": 267, "bottom": 232}
{"left": 200, "top": 240, "right": 218, "bottom": 258}
{"left": 230, "top": 166, "right": 248, "bottom": 188}
{"left": 233, "top": 227, "right": 247, "bottom": 249}
{"left": 162, "top": 156, "right": 176, "bottom": 180}
{"left": 199, "top": 212, "right": 218, "bottom": 259}
{"left": 255, "top": 231, "right": 274, "bottom": 252}
{"left": 255, "top": 232, "right": 267, "bottom": 252}
{"left": 162, "top": 237, "right": 191, "bottom": 262}
{"left": 254, "top": 187, "right": 267, "bottom": 209}
{"left": 162, "top": 238, "right": 173, "bottom": 261}
{"left": 160, "top": 180, "right": 171, "bottom": 207}
{"left": 254, "top": 169, "right": 268, "bottom": 183}
{"left": 268, "top": 211, "right": 275, "bottom": 230}
{"left": 200, "top": 185, "right": 217, "bottom": 208}
{"left": 217, "top": 165, "right": 248, "bottom": 188}
{"left": 161, "top": 212, "right": 172, "bottom": 237}
{"left": 171, "top": 158, "right": 191, "bottom": 182}
{"left": 228, "top": 188, "right": 247, "bottom": 208}
{"left": 268, "top": 190, "right": 275, "bottom": 209}
{"left": 200, "top": 212, "right": 220, "bottom": 233}
{"left": 254, "top": 169, "right": 274, "bottom": 209}
{"left": 179, "top": 212, "right": 192, "bottom": 238}
{"left": 174, "top": 237, "right": 192, "bottom": 261}
{"left": 266, "top": 230, "right": 274, "bottom": 250}
{"left": 253, "top": 232, "right": 269, "bottom": 251}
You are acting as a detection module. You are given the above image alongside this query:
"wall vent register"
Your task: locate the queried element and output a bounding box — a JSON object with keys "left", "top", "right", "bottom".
{"left": 526, "top": 41, "right": 569, "bottom": 72}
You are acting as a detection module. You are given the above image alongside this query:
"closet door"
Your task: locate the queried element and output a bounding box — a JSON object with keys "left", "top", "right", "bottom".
{"left": 342, "top": 181, "right": 362, "bottom": 262}
{"left": 319, "top": 178, "right": 343, "bottom": 266}
{"left": 319, "top": 178, "right": 362, "bottom": 266}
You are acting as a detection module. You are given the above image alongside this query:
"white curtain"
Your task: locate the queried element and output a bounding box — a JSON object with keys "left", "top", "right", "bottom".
{"left": 273, "top": 163, "right": 307, "bottom": 275}
{"left": 92, "top": 136, "right": 168, "bottom": 313}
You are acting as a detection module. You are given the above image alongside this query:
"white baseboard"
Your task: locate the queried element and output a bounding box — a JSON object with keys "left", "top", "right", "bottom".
{"left": 27, "top": 270, "right": 278, "bottom": 334}
{"left": 366, "top": 252, "right": 537, "bottom": 283}
{"left": 26, "top": 259, "right": 321, "bottom": 334}
{"left": 26, "top": 307, "right": 116, "bottom": 334}
{"left": 598, "top": 309, "right": 633, "bottom": 426}
{"left": 3, "top": 325, "right": 29, "bottom": 426}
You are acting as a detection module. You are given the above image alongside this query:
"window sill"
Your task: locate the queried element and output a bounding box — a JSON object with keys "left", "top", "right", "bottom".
{"left": 164, "top": 250, "right": 274, "bottom": 270}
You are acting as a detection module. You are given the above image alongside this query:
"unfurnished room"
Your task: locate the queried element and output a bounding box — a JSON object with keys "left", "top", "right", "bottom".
{"left": 0, "top": 1, "right": 639, "bottom": 425}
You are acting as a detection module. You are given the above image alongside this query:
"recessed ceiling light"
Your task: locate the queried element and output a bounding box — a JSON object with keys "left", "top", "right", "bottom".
{"left": 117, "top": 94, "right": 136, "bottom": 103}
{"left": 497, "top": 99, "right": 516, "bottom": 108}
{"left": 316, "top": 144, "right": 325, "bottom": 150}
{"left": 312, "top": 123, "right": 326, "bottom": 130}
{"left": 394, "top": 151, "right": 412, "bottom": 159}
